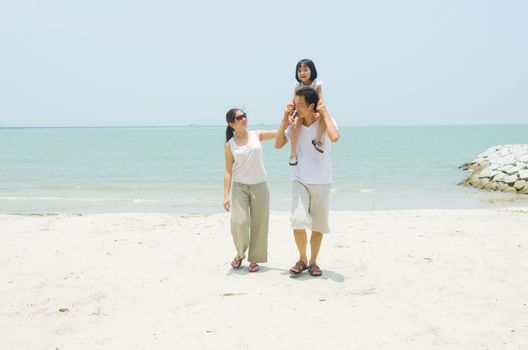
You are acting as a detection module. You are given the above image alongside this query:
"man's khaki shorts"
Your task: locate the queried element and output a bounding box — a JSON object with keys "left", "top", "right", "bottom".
{"left": 290, "top": 180, "right": 331, "bottom": 233}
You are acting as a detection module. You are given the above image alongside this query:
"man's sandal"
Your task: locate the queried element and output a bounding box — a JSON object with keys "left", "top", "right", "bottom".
{"left": 289, "top": 260, "right": 308, "bottom": 274}
{"left": 308, "top": 264, "right": 322, "bottom": 277}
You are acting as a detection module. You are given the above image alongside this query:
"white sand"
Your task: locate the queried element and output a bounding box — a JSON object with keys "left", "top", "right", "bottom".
{"left": 1, "top": 209, "right": 528, "bottom": 349}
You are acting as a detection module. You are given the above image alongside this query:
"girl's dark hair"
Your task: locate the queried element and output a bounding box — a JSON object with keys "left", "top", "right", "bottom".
{"left": 225, "top": 108, "right": 241, "bottom": 143}
{"left": 296, "top": 87, "right": 319, "bottom": 110}
{"left": 295, "top": 58, "right": 318, "bottom": 83}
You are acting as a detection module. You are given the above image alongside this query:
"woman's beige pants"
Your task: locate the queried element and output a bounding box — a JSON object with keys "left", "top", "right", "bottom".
{"left": 230, "top": 181, "right": 269, "bottom": 263}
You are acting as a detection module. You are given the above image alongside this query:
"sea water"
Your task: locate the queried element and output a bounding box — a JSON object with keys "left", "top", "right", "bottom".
{"left": 1, "top": 125, "right": 527, "bottom": 213}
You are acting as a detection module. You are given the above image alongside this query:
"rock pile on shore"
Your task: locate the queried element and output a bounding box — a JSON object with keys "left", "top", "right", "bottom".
{"left": 460, "top": 144, "right": 528, "bottom": 194}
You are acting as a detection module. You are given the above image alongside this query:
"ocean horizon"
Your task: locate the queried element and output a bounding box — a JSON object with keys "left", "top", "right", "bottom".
{"left": 2, "top": 121, "right": 527, "bottom": 128}
{"left": 1, "top": 124, "right": 528, "bottom": 214}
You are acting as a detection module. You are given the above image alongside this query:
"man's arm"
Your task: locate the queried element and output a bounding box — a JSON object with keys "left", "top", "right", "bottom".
{"left": 318, "top": 102, "right": 339, "bottom": 143}
{"left": 275, "top": 104, "right": 293, "bottom": 149}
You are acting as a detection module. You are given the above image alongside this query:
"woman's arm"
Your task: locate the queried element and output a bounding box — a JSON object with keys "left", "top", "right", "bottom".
{"left": 223, "top": 143, "right": 234, "bottom": 212}
{"left": 257, "top": 130, "right": 277, "bottom": 141}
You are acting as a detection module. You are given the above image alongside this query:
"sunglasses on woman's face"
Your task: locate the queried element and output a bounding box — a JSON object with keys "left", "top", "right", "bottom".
{"left": 235, "top": 113, "right": 247, "bottom": 121}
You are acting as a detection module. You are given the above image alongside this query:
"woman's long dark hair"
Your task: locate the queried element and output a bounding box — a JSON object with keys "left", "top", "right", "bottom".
{"left": 225, "top": 108, "right": 241, "bottom": 143}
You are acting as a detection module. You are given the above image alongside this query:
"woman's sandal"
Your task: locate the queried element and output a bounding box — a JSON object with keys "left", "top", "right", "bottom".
{"left": 289, "top": 260, "right": 308, "bottom": 274}
{"left": 248, "top": 263, "right": 259, "bottom": 273}
{"left": 231, "top": 256, "right": 243, "bottom": 269}
{"left": 308, "top": 263, "right": 322, "bottom": 277}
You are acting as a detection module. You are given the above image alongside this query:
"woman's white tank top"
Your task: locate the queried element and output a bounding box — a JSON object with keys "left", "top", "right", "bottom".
{"left": 229, "top": 131, "right": 267, "bottom": 184}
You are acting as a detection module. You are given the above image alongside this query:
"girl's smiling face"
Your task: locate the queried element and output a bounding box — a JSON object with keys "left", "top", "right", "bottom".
{"left": 297, "top": 64, "right": 312, "bottom": 84}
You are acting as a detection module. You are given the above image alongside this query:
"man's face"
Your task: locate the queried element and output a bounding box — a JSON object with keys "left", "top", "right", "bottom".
{"left": 294, "top": 95, "right": 313, "bottom": 117}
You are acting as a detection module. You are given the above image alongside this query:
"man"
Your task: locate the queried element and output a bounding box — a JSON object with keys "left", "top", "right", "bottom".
{"left": 275, "top": 87, "right": 340, "bottom": 276}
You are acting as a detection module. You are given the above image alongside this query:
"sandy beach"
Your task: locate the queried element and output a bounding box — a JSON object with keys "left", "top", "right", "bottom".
{"left": 1, "top": 209, "right": 527, "bottom": 349}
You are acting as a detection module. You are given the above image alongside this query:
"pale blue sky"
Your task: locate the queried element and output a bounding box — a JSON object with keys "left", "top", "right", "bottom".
{"left": 1, "top": 0, "right": 526, "bottom": 126}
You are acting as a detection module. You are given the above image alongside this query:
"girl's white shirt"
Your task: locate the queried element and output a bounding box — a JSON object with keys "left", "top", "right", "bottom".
{"left": 295, "top": 79, "right": 322, "bottom": 91}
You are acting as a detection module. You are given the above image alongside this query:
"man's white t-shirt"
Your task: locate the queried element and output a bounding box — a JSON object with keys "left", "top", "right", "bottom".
{"left": 285, "top": 119, "right": 337, "bottom": 184}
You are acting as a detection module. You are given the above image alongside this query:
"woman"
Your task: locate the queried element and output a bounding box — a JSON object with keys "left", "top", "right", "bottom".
{"left": 224, "top": 108, "right": 276, "bottom": 272}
